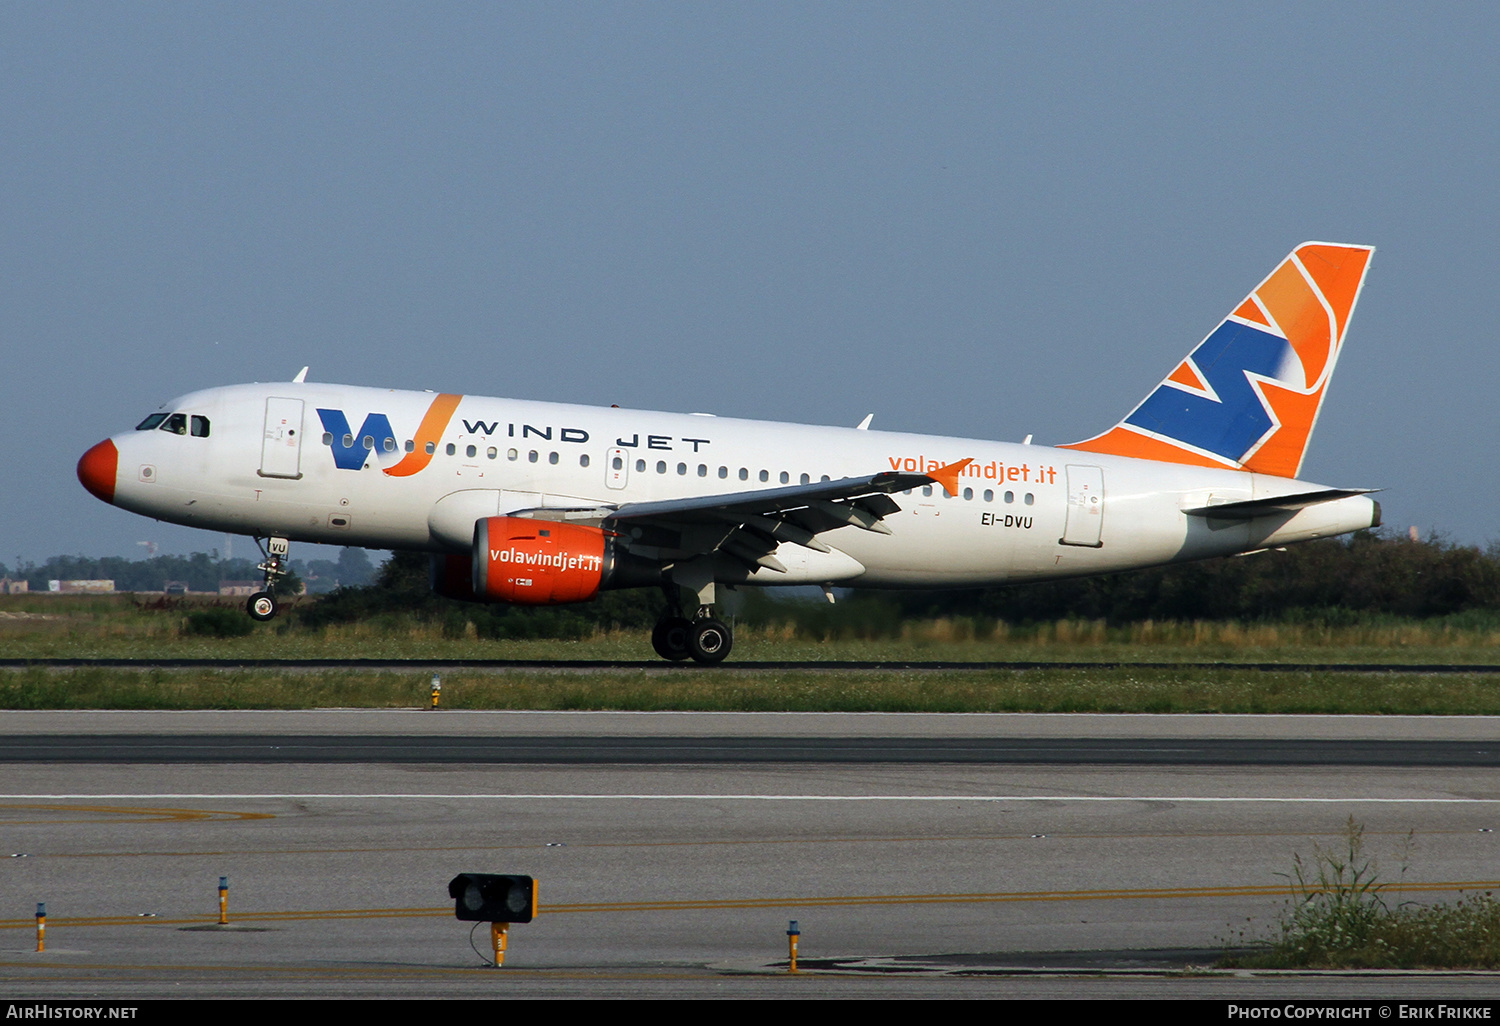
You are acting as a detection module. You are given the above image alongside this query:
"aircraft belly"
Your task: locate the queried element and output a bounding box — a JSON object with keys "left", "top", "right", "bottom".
{"left": 741, "top": 545, "right": 865, "bottom": 585}
{"left": 838, "top": 501, "right": 1021, "bottom": 586}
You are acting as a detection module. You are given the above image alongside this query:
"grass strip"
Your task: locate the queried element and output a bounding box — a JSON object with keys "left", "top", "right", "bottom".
{"left": 7, "top": 666, "right": 1500, "bottom": 713}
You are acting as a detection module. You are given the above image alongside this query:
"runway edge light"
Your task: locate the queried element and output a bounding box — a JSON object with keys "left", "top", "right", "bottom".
{"left": 449, "top": 874, "right": 538, "bottom": 968}
{"left": 448, "top": 873, "right": 537, "bottom": 923}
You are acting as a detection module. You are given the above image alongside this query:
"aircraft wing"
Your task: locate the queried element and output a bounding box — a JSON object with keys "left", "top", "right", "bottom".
{"left": 505, "top": 461, "right": 971, "bottom": 574}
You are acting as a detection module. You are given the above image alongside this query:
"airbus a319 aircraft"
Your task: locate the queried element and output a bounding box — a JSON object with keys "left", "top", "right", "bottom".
{"left": 78, "top": 242, "right": 1379, "bottom": 663}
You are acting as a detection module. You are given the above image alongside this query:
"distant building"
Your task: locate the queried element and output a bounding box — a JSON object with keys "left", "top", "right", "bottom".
{"left": 162, "top": 581, "right": 189, "bottom": 595}
{"left": 1, "top": 579, "right": 28, "bottom": 594}
{"left": 218, "top": 581, "right": 262, "bottom": 597}
{"left": 46, "top": 579, "right": 115, "bottom": 593}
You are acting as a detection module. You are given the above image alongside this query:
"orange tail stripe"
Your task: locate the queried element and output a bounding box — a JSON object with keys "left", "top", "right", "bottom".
{"left": 384, "top": 393, "right": 463, "bottom": 478}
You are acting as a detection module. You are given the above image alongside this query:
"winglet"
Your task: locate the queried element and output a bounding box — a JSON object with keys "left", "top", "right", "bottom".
{"left": 1061, "top": 242, "right": 1374, "bottom": 478}
{"left": 926, "top": 458, "right": 973, "bottom": 496}
{"left": 292, "top": 366, "right": 309, "bottom": 383}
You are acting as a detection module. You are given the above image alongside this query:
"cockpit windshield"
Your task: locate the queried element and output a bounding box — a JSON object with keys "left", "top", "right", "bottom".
{"left": 135, "top": 411, "right": 209, "bottom": 436}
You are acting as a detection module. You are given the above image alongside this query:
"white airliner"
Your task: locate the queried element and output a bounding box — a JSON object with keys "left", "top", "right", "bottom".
{"left": 78, "top": 242, "right": 1379, "bottom": 663}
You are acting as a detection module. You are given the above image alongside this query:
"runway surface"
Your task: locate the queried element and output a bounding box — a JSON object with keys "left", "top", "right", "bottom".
{"left": 4, "top": 733, "right": 1499, "bottom": 765}
{"left": 3, "top": 711, "right": 1500, "bottom": 998}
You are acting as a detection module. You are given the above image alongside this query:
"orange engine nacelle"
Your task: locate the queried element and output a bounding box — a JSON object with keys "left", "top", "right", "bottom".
{"left": 472, "top": 516, "right": 609, "bottom": 605}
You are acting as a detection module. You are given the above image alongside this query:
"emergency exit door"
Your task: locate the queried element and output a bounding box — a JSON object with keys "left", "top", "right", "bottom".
{"left": 259, "top": 397, "right": 305, "bottom": 479}
{"left": 1061, "top": 464, "right": 1104, "bottom": 547}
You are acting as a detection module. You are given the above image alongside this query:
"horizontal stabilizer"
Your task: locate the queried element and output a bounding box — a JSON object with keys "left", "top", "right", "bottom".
{"left": 1182, "top": 488, "right": 1378, "bottom": 519}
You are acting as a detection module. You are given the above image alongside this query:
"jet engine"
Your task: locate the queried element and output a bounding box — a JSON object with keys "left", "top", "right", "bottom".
{"left": 430, "top": 552, "right": 478, "bottom": 601}
{"left": 472, "top": 516, "right": 611, "bottom": 605}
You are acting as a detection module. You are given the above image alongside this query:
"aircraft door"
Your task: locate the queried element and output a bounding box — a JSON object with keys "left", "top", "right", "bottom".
{"left": 1060, "top": 464, "right": 1104, "bottom": 547}
{"left": 259, "top": 397, "right": 305, "bottom": 479}
{"left": 605, "top": 447, "right": 629, "bottom": 490}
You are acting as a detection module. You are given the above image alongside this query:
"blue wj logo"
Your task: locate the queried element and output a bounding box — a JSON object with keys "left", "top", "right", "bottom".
{"left": 1124, "top": 321, "right": 1293, "bottom": 463}
{"left": 316, "top": 409, "right": 400, "bottom": 470}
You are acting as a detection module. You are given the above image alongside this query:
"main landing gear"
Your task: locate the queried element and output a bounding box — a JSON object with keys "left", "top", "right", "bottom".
{"left": 651, "top": 607, "right": 733, "bottom": 664}
{"left": 246, "top": 536, "right": 291, "bottom": 622}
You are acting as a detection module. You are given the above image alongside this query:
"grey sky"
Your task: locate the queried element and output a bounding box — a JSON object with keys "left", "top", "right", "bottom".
{"left": 4, "top": 2, "right": 1496, "bottom": 565}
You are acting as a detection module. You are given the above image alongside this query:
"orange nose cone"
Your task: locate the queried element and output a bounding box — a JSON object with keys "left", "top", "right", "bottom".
{"left": 77, "top": 439, "right": 119, "bottom": 504}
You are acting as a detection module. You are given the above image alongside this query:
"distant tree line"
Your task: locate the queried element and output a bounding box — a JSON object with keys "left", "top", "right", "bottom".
{"left": 12, "top": 532, "right": 1500, "bottom": 634}
{"left": 2, "top": 548, "right": 375, "bottom": 595}
{"left": 881, "top": 530, "right": 1500, "bottom": 624}
{"left": 297, "top": 530, "right": 1500, "bottom": 639}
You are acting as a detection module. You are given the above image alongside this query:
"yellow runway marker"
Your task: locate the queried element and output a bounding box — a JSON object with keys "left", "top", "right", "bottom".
{"left": 0, "top": 804, "right": 273, "bottom": 824}
{"left": 0, "top": 959, "right": 722, "bottom": 981}
{"left": 5, "top": 879, "right": 1499, "bottom": 930}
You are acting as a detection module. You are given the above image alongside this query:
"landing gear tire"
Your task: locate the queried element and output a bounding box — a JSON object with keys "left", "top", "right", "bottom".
{"left": 246, "top": 591, "right": 278, "bottom": 622}
{"left": 651, "top": 616, "right": 693, "bottom": 661}
{"left": 688, "top": 618, "right": 733, "bottom": 665}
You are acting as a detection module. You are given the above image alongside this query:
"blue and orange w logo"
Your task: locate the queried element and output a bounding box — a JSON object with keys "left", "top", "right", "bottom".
{"left": 316, "top": 393, "right": 462, "bottom": 475}
{"left": 1063, "top": 243, "right": 1373, "bottom": 478}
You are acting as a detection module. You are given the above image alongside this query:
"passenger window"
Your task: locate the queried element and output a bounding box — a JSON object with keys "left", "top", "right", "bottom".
{"left": 344, "top": 434, "right": 355, "bottom": 448}
{"left": 656, "top": 461, "right": 667, "bottom": 474}
{"left": 579, "top": 454, "right": 590, "bottom": 467}
{"left": 1024, "top": 493, "right": 1035, "bottom": 505}
{"left": 739, "top": 468, "right": 748, "bottom": 481}
{"left": 922, "top": 485, "right": 933, "bottom": 497}
{"left": 698, "top": 464, "right": 707, "bottom": 477}
{"left": 636, "top": 459, "right": 645, "bottom": 472}
{"left": 779, "top": 471, "right": 789, "bottom": 484}
{"left": 425, "top": 441, "right": 436, "bottom": 455}
{"left": 549, "top": 452, "right": 559, "bottom": 465}
{"left": 528, "top": 450, "right": 538, "bottom": 463}
{"left": 405, "top": 439, "right": 415, "bottom": 453}
{"left": 1004, "top": 491, "right": 1014, "bottom": 503}
{"left": 983, "top": 489, "right": 994, "bottom": 502}
{"left": 160, "top": 413, "right": 187, "bottom": 435}
{"left": 363, "top": 436, "right": 376, "bottom": 450}
{"left": 677, "top": 463, "right": 687, "bottom": 475}
{"left": 800, "top": 473, "right": 810, "bottom": 485}
{"left": 384, "top": 437, "right": 395, "bottom": 452}
{"left": 759, "top": 470, "right": 769, "bottom": 482}
{"left": 487, "top": 447, "right": 497, "bottom": 459}
{"left": 508, "top": 449, "right": 518, "bottom": 461}
{"left": 191, "top": 416, "right": 210, "bottom": 437}
{"left": 718, "top": 466, "right": 728, "bottom": 479}
{"left": 135, "top": 413, "right": 168, "bottom": 431}
{"left": 445, "top": 443, "right": 456, "bottom": 456}
{"left": 963, "top": 487, "right": 973, "bottom": 500}
{"left": 612, "top": 456, "right": 623, "bottom": 470}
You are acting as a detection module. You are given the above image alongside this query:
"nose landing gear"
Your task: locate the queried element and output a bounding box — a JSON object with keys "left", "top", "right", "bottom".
{"left": 246, "top": 536, "right": 292, "bottom": 621}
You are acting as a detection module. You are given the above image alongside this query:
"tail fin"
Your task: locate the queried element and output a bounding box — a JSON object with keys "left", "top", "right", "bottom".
{"left": 1061, "top": 242, "right": 1374, "bottom": 478}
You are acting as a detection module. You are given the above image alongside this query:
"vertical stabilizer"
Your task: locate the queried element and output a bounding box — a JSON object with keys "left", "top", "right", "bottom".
{"left": 1061, "top": 242, "right": 1374, "bottom": 478}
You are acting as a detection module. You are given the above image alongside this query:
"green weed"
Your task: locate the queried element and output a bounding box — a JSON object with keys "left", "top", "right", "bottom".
{"left": 1224, "top": 820, "right": 1500, "bottom": 969}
